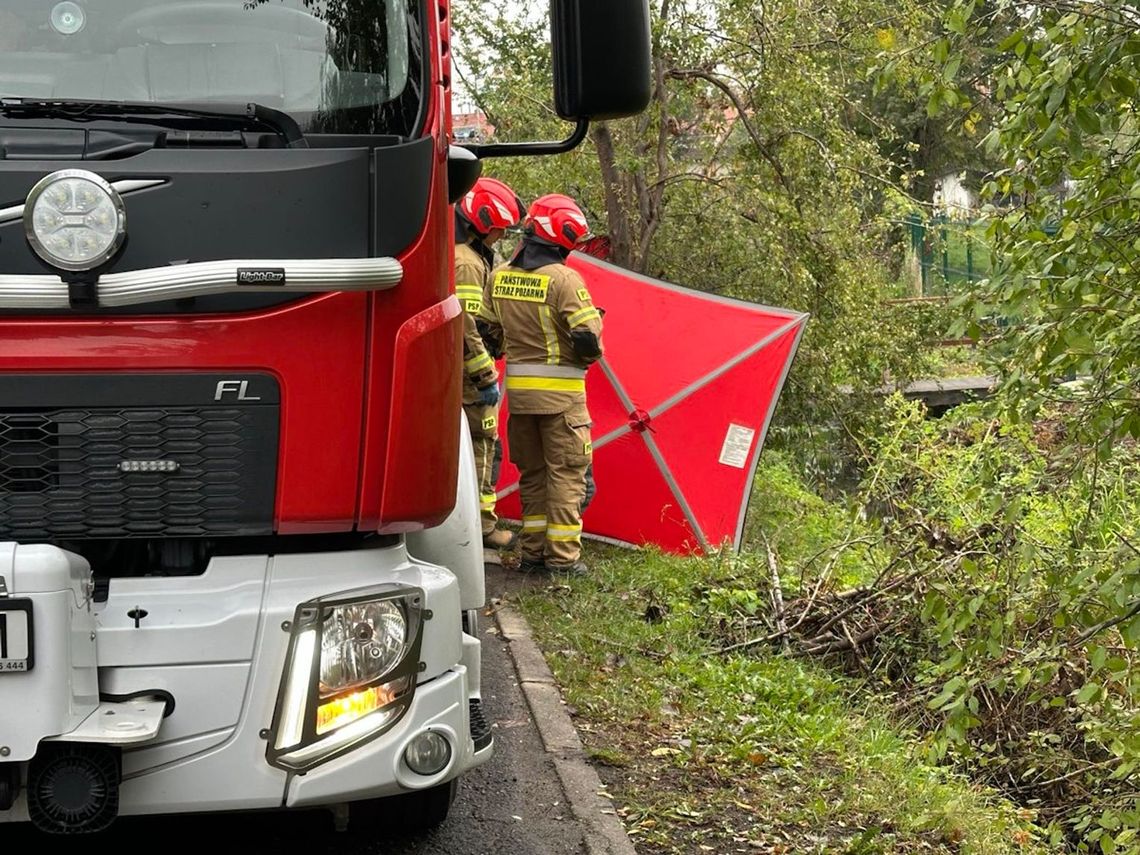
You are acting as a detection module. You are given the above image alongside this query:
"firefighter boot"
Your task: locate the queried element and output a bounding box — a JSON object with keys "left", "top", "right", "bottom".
{"left": 546, "top": 559, "right": 588, "bottom": 577}
{"left": 483, "top": 528, "right": 517, "bottom": 550}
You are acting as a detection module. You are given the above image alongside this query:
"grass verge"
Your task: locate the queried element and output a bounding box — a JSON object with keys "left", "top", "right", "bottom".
{"left": 513, "top": 460, "right": 1046, "bottom": 854}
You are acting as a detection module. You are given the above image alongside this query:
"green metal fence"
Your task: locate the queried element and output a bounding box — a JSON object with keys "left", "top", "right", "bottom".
{"left": 904, "top": 213, "right": 992, "bottom": 296}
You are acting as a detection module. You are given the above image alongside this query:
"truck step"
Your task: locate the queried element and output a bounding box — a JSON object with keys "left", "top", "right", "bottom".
{"left": 469, "top": 698, "right": 492, "bottom": 752}
{"left": 46, "top": 698, "right": 166, "bottom": 746}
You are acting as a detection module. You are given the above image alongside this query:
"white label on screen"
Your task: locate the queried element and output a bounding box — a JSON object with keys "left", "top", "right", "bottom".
{"left": 719, "top": 424, "right": 756, "bottom": 469}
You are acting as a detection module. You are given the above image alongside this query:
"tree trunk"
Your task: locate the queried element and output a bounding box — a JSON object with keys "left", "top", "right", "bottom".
{"left": 591, "top": 122, "right": 635, "bottom": 269}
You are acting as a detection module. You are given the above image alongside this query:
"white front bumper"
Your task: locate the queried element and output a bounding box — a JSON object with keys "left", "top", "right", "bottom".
{"left": 0, "top": 541, "right": 488, "bottom": 821}
{"left": 287, "top": 667, "right": 472, "bottom": 807}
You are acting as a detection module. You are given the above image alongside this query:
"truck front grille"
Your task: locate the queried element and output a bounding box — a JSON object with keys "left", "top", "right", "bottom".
{"left": 0, "top": 374, "right": 279, "bottom": 541}
{"left": 0, "top": 413, "right": 61, "bottom": 494}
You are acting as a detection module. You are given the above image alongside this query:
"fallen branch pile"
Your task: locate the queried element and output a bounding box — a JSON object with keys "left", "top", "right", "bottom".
{"left": 717, "top": 538, "right": 929, "bottom": 669}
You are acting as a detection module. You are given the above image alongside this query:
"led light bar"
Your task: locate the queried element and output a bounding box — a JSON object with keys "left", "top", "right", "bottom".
{"left": 118, "top": 460, "right": 180, "bottom": 473}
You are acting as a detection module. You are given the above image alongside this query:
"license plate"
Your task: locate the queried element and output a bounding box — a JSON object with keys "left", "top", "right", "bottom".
{"left": 0, "top": 599, "right": 33, "bottom": 673}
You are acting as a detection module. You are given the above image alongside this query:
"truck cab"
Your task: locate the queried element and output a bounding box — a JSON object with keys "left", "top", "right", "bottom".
{"left": 0, "top": 0, "right": 649, "bottom": 834}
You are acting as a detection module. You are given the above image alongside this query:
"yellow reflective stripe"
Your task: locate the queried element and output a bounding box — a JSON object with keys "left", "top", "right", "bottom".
{"left": 465, "top": 352, "right": 495, "bottom": 373}
{"left": 480, "top": 493, "right": 497, "bottom": 509}
{"left": 507, "top": 364, "right": 585, "bottom": 380}
{"left": 506, "top": 377, "right": 586, "bottom": 393}
{"left": 456, "top": 286, "right": 484, "bottom": 314}
{"left": 478, "top": 444, "right": 494, "bottom": 495}
{"left": 522, "top": 516, "right": 547, "bottom": 532}
{"left": 547, "top": 523, "right": 582, "bottom": 543}
{"left": 547, "top": 524, "right": 582, "bottom": 535}
{"left": 568, "top": 307, "right": 601, "bottom": 328}
{"left": 540, "top": 305, "right": 560, "bottom": 365}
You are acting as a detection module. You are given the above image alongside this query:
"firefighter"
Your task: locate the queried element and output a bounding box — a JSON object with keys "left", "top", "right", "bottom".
{"left": 481, "top": 194, "right": 602, "bottom": 574}
{"left": 455, "top": 176, "right": 525, "bottom": 551}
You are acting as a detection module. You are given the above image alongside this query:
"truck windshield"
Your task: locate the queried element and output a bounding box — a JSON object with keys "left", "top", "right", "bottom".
{"left": 0, "top": 0, "right": 423, "bottom": 136}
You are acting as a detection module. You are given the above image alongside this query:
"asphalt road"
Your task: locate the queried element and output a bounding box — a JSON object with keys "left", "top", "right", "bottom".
{"left": 9, "top": 566, "right": 588, "bottom": 854}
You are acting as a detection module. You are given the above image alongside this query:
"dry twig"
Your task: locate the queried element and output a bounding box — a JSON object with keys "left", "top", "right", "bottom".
{"left": 763, "top": 534, "right": 790, "bottom": 652}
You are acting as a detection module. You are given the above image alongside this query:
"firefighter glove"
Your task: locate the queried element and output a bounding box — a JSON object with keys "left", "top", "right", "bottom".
{"left": 571, "top": 329, "right": 603, "bottom": 361}
{"left": 476, "top": 383, "right": 501, "bottom": 407}
{"left": 477, "top": 320, "right": 504, "bottom": 358}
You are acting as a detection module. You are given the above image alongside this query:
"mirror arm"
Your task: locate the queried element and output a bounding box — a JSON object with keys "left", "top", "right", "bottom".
{"left": 463, "top": 118, "right": 589, "bottom": 159}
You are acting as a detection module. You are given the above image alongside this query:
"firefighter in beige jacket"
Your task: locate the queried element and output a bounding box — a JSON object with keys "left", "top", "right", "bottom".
{"left": 480, "top": 194, "right": 602, "bottom": 574}
{"left": 455, "top": 177, "right": 524, "bottom": 550}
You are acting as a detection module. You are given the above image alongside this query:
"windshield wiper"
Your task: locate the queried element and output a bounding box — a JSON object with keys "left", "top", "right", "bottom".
{"left": 0, "top": 99, "right": 308, "bottom": 148}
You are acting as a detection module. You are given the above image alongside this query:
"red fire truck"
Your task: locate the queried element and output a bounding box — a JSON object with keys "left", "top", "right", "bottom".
{"left": 0, "top": 0, "right": 649, "bottom": 833}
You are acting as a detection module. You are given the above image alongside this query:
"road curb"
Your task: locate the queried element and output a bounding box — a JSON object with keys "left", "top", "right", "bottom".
{"left": 495, "top": 602, "right": 638, "bottom": 855}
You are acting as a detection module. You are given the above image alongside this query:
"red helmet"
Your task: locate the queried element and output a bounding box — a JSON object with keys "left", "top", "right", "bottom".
{"left": 525, "top": 194, "right": 591, "bottom": 251}
{"left": 458, "top": 177, "right": 524, "bottom": 234}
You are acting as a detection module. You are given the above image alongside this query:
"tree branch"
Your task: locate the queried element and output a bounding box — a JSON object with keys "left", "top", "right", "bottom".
{"left": 667, "top": 68, "right": 799, "bottom": 208}
{"left": 1072, "top": 599, "right": 1140, "bottom": 647}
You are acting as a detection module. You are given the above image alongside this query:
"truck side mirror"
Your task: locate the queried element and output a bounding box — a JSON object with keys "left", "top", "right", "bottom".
{"left": 447, "top": 145, "right": 482, "bottom": 204}
{"left": 552, "top": 0, "right": 652, "bottom": 121}
{"left": 464, "top": 0, "right": 651, "bottom": 159}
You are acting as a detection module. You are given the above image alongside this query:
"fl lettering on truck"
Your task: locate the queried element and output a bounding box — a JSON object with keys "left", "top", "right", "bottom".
{"left": 0, "top": 0, "right": 652, "bottom": 835}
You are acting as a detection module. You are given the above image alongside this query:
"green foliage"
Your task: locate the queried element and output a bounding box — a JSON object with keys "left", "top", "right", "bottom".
{"left": 719, "top": 402, "right": 1140, "bottom": 852}
{"left": 927, "top": 2, "right": 1140, "bottom": 447}
{"left": 743, "top": 450, "right": 887, "bottom": 589}
{"left": 905, "top": 6, "right": 1140, "bottom": 836}
{"left": 864, "top": 398, "right": 1140, "bottom": 853}
{"left": 864, "top": 2, "right": 1004, "bottom": 202}
{"left": 517, "top": 525, "right": 1043, "bottom": 853}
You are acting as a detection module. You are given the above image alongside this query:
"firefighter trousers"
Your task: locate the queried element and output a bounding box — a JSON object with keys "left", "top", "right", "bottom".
{"left": 464, "top": 403, "right": 502, "bottom": 536}
{"left": 507, "top": 404, "right": 593, "bottom": 566}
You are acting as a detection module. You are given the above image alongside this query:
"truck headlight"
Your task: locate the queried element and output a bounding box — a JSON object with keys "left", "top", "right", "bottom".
{"left": 24, "top": 170, "right": 126, "bottom": 272}
{"left": 320, "top": 600, "right": 407, "bottom": 696}
{"left": 267, "top": 585, "right": 424, "bottom": 772}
